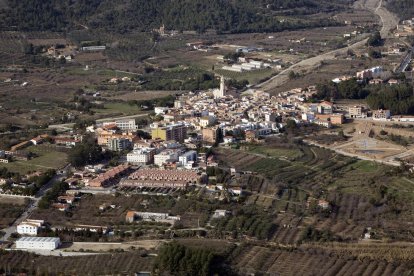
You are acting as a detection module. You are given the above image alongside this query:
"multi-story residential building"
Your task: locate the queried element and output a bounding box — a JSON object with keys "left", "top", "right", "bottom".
{"left": 17, "top": 220, "right": 44, "bottom": 236}
{"left": 316, "top": 114, "right": 344, "bottom": 125}
{"left": 154, "top": 149, "right": 180, "bottom": 166}
{"left": 179, "top": 151, "right": 198, "bottom": 166}
{"left": 348, "top": 106, "right": 367, "bottom": 118}
{"left": 127, "top": 148, "right": 156, "bottom": 164}
{"left": 103, "top": 119, "right": 137, "bottom": 130}
{"left": 107, "top": 138, "right": 132, "bottom": 152}
{"left": 202, "top": 127, "right": 219, "bottom": 144}
{"left": 199, "top": 116, "right": 215, "bottom": 127}
{"left": 373, "top": 109, "right": 391, "bottom": 121}
{"left": 151, "top": 123, "right": 187, "bottom": 142}
{"left": 317, "top": 101, "right": 333, "bottom": 114}
{"left": 96, "top": 128, "right": 136, "bottom": 146}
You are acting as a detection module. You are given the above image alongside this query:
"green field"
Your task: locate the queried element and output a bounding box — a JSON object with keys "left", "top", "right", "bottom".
{"left": 65, "top": 67, "right": 137, "bottom": 78}
{"left": 215, "top": 68, "right": 276, "bottom": 84}
{"left": 0, "top": 145, "right": 68, "bottom": 174}
{"left": 92, "top": 102, "right": 142, "bottom": 116}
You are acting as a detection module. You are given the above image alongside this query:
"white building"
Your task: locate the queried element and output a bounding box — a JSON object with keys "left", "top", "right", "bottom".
{"left": 179, "top": 151, "right": 198, "bottom": 166}
{"left": 127, "top": 148, "right": 156, "bottom": 164}
{"left": 213, "top": 76, "right": 226, "bottom": 99}
{"left": 16, "top": 237, "right": 61, "bottom": 250}
{"left": 154, "top": 107, "right": 169, "bottom": 115}
{"left": 199, "top": 116, "right": 215, "bottom": 127}
{"left": 212, "top": 209, "right": 231, "bottom": 219}
{"left": 154, "top": 150, "right": 180, "bottom": 166}
{"left": 17, "top": 220, "right": 44, "bottom": 236}
{"left": 103, "top": 119, "right": 137, "bottom": 130}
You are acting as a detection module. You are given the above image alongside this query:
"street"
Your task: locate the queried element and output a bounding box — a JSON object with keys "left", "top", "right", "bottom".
{"left": 0, "top": 164, "right": 70, "bottom": 242}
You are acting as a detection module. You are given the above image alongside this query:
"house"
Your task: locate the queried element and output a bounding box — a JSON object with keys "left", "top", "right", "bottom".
{"left": 348, "top": 106, "right": 366, "bottom": 118}
{"left": 57, "top": 195, "right": 75, "bottom": 204}
{"left": 228, "top": 186, "right": 243, "bottom": 195}
{"left": 388, "top": 79, "right": 399, "bottom": 85}
{"left": 318, "top": 200, "right": 330, "bottom": 209}
{"left": 245, "top": 130, "right": 257, "bottom": 142}
{"left": 212, "top": 209, "right": 231, "bottom": 219}
{"left": 52, "top": 203, "right": 70, "bottom": 212}
{"left": 317, "top": 101, "right": 333, "bottom": 114}
{"left": 373, "top": 109, "right": 391, "bottom": 121}
{"left": 223, "top": 136, "right": 235, "bottom": 144}
{"left": 17, "top": 219, "right": 44, "bottom": 236}
{"left": 30, "top": 136, "right": 44, "bottom": 145}
{"left": 314, "top": 119, "right": 332, "bottom": 128}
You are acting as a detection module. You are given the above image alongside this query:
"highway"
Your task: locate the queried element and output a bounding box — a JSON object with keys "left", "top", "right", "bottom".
{"left": 395, "top": 47, "right": 413, "bottom": 74}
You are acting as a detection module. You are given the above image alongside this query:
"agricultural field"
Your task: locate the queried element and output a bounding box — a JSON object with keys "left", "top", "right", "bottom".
{"left": 30, "top": 193, "right": 222, "bottom": 231}
{"left": 229, "top": 243, "right": 414, "bottom": 275}
{"left": 0, "top": 250, "right": 154, "bottom": 275}
{"left": 215, "top": 138, "right": 414, "bottom": 242}
{"left": 0, "top": 145, "right": 68, "bottom": 174}
{"left": 214, "top": 68, "right": 276, "bottom": 84}
{"left": 0, "top": 198, "right": 27, "bottom": 229}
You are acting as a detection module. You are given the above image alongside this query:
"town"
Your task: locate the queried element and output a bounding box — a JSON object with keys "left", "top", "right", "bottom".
{"left": 1, "top": 0, "right": 414, "bottom": 275}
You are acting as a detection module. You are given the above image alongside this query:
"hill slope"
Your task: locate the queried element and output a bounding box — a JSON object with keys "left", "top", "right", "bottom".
{"left": 0, "top": 0, "right": 354, "bottom": 33}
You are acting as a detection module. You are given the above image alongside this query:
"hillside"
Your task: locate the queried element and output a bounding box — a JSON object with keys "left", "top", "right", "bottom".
{"left": 387, "top": 0, "right": 414, "bottom": 20}
{"left": 0, "top": 0, "right": 355, "bottom": 33}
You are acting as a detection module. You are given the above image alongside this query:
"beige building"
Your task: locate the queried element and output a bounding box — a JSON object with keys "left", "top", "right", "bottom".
{"left": 202, "top": 127, "right": 219, "bottom": 144}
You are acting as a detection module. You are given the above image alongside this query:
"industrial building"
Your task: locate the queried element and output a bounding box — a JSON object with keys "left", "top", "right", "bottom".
{"left": 15, "top": 237, "right": 61, "bottom": 250}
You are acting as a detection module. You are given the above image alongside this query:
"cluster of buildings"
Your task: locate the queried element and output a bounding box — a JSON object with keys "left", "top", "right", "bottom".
{"left": 222, "top": 58, "right": 272, "bottom": 72}
{"left": 395, "top": 18, "right": 414, "bottom": 37}
{"left": 120, "top": 168, "right": 206, "bottom": 189}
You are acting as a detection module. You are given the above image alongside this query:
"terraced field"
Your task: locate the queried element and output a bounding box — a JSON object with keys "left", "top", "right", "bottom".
{"left": 0, "top": 251, "right": 153, "bottom": 275}
{"left": 230, "top": 244, "right": 413, "bottom": 275}
{"left": 216, "top": 142, "right": 414, "bottom": 242}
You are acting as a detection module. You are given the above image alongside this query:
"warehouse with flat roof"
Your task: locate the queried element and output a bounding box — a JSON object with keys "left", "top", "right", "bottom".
{"left": 15, "top": 237, "right": 61, "bottom": 250}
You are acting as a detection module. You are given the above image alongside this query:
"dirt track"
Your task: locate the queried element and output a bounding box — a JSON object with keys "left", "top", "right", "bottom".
{"left": 256, "top": 0, "right": 399, "bottom": 93}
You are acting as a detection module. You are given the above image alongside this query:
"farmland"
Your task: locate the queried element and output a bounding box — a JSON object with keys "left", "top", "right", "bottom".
{"left": 215, "top": 138, "right": 414, "bottom": 242}
{"left": 0, "top": 145, "right": 68, "bottom": 174}
{"left": 0, "top": 250, "right": 154, "bottom": 275}
{"left": 229, "top": 243, "right": 414, "bottom": 275}
{"left": 0, "top": 200, "right": 27, "bottom": 229}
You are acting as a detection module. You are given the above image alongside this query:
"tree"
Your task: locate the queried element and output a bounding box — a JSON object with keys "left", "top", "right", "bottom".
{"left": 67, "top": 135, "right": 103, "bottom": 167}
{"left": 367, "top": 31, "right": 383, "bottom": 47}
{"left": 368, "top": 49, "right": 382, "bottom": 59}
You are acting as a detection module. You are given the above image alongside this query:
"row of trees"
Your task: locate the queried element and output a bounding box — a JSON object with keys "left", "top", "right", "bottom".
{"left": 315, "top": 79, "right": 370, "bottom": 100}
{"left": 67, "top": 135, "right": 104, "bottom": 168}
{"left": 366, "top": 84, "right": 414, "bottom": 115}
{"left": 153, "top": 242, "right": 217, "bottom": 276}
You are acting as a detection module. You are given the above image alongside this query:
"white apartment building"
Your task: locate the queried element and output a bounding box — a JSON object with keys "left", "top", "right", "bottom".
{"left": 127, "top": 148, "right": 156, "bottom": 164}
{"left": 103, "top": 119, "right": 137, "bottom": 130}
{"left": 16, "top": 237, "right": 61, "bottom": 250}
{"left": 17, "top": 219, "right": 44, "bottom": 236}
{"left": 179, "top": 151, "right": 198, "bottom": 166}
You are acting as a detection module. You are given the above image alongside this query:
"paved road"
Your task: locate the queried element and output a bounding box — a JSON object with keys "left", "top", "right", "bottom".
{"left": 256, "top": 0, "right": 399, "bottom": 93}
{"left": 0, "top": 165, "right": 70, "bottom": 242}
